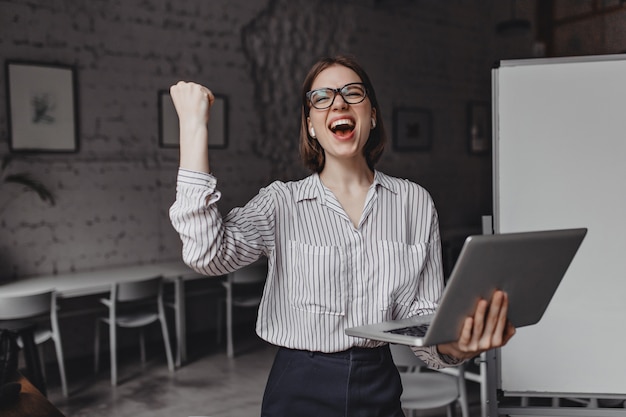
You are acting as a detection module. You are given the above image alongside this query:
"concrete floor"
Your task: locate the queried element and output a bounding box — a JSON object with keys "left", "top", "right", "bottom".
{"left": 43, "top": 332, "right": 484, "bottom": 417}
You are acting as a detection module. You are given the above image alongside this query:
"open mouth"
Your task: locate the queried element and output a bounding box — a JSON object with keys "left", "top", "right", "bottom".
{"left": 329, "top": 118, "right": 355, "bottom": 138}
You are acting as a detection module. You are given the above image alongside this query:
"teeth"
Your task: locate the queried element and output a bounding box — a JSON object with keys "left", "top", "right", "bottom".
{"left": 330, "top": 119, "right": 355, "bottom": 130}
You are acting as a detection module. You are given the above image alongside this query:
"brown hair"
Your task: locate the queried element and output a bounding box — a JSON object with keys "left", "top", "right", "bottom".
{"left": 299, "top": 55, "right": 387, "bottom": 173}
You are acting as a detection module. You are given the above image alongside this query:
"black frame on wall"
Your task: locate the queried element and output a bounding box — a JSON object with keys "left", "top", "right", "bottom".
{"left": 158, "top": 90, "right": 228, "bottom": 149}
{"left": 5, "top": 60, "right": 79, "bottom": 153}
{"left": 467, "top": 101, "right": 491, "bottom": 155}
{"left": 392, "top": 107, "right": 433, "bottom": 152}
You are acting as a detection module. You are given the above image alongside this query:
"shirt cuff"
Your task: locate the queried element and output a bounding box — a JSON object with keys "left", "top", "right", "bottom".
{"left": 177, "top": 168, "right": 221, "bottom": 205}
{"left": 410, "top": 345, "right": 465, "bottom": 369}
{"left": 177, "top": 168, "right": 216, "bottom": 187}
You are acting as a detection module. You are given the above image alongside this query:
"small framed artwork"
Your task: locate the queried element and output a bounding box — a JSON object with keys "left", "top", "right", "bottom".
{"left": 6, "top": 61, "right": 79, "bottom": 153}
{"left": 158, "top": 90, "right": 228, "bottom": 149}
{"left": 392, "top": 107, "right": 432, "bottom": 151}
{"left": 467, "top": 101, "right": 491, "bottom": 154}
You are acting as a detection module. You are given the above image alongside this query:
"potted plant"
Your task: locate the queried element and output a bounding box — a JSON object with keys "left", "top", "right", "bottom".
{"left": 0, "top": 155, "right": 55, "bottom": 210}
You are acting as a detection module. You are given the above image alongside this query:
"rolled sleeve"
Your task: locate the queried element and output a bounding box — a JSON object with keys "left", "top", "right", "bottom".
{"left": 410, "top": 345, "right": 465, "bottom": 369}
{"left": 176, "top": 168, "right": 222, "bottom": 206}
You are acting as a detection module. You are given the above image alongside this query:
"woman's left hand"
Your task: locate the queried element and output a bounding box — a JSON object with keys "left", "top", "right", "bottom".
{"left": 437, "top": 290, "right": 516, "bottom": 361}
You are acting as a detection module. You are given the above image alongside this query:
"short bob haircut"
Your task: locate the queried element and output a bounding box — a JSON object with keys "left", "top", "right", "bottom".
{"left": 299, "top": 55, "right": 387, "bottom": 173}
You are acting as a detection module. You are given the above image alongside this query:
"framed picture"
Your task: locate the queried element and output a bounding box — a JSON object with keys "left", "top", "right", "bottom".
{"left": 392, "top": 107, "right": 432, "bottom": 151}
{"left": 6, "top": 61, "right": 78, "bottom": 152}
{"left": 158, "top": 90, "right": 228, "bottom": 149}
{"left": 467, "top": 101, "right": 491, "bottom": 154}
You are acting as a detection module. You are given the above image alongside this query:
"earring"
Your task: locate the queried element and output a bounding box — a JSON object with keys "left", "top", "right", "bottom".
{"left": 371, "top": 118, "right": 377, "bottom": 129}
{"left": 310, "top": 127, "right": 316, "bottom": 138}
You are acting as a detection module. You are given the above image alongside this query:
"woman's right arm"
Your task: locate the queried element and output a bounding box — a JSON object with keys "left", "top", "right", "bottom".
{"left": 169, "top": 81, "right": 213, "bottom": 173}
{"left": 170, "top": 173, "right": 274, "bottom": 276}
{"left": 168, "top": 81, "right": 274, "bottom": 276}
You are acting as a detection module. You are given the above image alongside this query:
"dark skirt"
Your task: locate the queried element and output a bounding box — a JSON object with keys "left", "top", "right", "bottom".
{"left": 261, "top": 345, "right": 404, "bottom": 417}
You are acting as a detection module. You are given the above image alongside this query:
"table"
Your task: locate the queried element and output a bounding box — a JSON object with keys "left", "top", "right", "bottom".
{"left": 0, "top": 261, "right": 206, "bottom": 367}
{"left": 0, "top": 371, "right": 65, "bottom": 417}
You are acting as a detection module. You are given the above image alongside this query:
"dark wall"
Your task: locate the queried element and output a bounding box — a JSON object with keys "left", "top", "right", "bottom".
{"left": 0, "top": 0, "right": 539, "bottom": 279}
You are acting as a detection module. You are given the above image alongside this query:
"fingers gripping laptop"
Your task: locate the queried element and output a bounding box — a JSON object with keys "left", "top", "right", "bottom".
{"left": 345, "top": 228, "right": 587, "bottom": 347}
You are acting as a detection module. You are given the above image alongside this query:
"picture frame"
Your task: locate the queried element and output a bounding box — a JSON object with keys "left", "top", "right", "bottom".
{"left": 392, "top": 107, "right": 432, "bottom": 151}
{"left": 6, "top": 61, "right": 79, "bottom": 153}
{"left": 467, "top": 101, "right": 491, "bottom": 154}
{"left": 158, "top": 90, "right": 228, "bottom": 149}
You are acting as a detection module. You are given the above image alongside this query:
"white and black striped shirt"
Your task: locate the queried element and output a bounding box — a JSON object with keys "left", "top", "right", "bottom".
{"left": 170, "top": 168, "right": 458, "bottom": 367}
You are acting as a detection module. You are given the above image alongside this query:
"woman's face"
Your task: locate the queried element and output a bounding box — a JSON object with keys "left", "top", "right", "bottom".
{"left": 307, "top": 64, "right": 376, "bottom": 168}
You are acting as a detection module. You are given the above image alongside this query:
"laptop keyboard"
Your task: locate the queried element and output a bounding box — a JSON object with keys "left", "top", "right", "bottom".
{"left": 384, "top": 324, "right": 429, "bottom": 337}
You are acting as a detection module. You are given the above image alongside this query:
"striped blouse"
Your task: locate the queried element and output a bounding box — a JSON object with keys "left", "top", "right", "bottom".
{"left": 169, "top": 168, "right": 459, "bottom": 368}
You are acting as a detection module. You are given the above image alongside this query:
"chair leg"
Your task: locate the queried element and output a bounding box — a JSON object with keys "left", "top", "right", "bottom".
{"left": 226, "top": 288, "right": 234, "bottom": 358}
{"left": 457, "top": 366, "right": 469, "bottom": 417}
{"left": 158, "top": 303, "right": 175, "bottom": 372}
{"left": 139, "top": 330, "right": 146, "bottom": 365}
{"left": 172, "top": 276, "right": 186, "bottom": 367}
{"left": 19, "top": 329, "right": 47, "bottom": 396}
{"left": 37, "top": 345, "right": 46, "bottom": 384}
{"left": 94, "top": 320, "right": 101, "bottom": 374}
{"left": 447, "top": 404, "right": 455, "bottom": 417}
{"left": 109, "top": 323, "right": 117, "bottom": 386}
{"left": 216, "top": 298, "right": 223, "bottom": 345}
{"left": 50, "top": 294, "right": 68, "bottom": 397}
{"left": 52, "top": 335, "right": 68, "bottom": 397}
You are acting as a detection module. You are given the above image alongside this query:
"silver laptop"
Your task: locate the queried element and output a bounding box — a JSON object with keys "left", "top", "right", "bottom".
{"left": 345, "top": 228, "right": 587, "bottom": 347}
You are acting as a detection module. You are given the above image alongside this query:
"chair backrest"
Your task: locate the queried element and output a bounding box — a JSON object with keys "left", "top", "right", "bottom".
{"left": 389, "top": 343, "right": 429, "bottom": 370}
{"left": 114, "top": 276, "right": 162, "bottom": 302}
{"left": 0, "top": 290, "right": 53, "bottom": 320}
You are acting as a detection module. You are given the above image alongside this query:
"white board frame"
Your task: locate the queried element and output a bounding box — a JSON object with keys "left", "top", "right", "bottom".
{"left": 492, "top": 54, "right": 626, "bottom": 413}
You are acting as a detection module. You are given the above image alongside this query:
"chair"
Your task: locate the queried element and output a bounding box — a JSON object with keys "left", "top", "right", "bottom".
{"left": 390, "top": 343, "right": 469, "bottom": 417}
{"left": 94, "top": 276, "right": 174, "bottom": 386}
{"left": 0, "top": 290, "right": 68, "bottom": 397}
{"left": 219, "top": 260, "right": 267, "bottom": 358}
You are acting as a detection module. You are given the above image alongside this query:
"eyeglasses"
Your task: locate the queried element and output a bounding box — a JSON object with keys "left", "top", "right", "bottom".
{"left": 306, "top": 82, "right": 368, "bottom": 110}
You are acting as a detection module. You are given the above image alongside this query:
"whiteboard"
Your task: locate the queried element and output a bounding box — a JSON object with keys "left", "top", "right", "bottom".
{"left": 493, "top": 55, "right": 626, "bottom": 396}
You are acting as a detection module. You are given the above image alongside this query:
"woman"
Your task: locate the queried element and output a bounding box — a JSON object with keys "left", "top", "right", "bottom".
{"left": 169, "top": 55, "right": 515, "bottom": 417}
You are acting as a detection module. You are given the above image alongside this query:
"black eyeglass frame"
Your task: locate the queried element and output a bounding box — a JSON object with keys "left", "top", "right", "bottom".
{"left": 306, "top": 82, "right": 368, "bottom": 110}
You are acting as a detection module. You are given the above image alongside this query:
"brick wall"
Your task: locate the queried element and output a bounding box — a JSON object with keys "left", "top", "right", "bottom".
{"left": 3, "top": 0, "right": 624, "bottom": 367}
{"left": 0, "top": 0, "right": 270, "bottom": 278}
{"left": 1, "top": 0, "right": 534, "bottom": 280}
